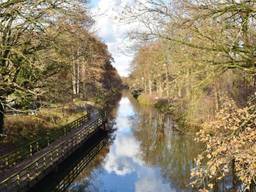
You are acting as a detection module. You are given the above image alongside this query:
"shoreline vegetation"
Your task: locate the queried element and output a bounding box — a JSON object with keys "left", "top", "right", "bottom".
{"left": 133, "top": 93, "right": 199, "bottom": 129}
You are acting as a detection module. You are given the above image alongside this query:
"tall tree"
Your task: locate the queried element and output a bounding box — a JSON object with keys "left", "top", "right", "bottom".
{"left": 0, "top": 0, "right": 86, "bottom": 133}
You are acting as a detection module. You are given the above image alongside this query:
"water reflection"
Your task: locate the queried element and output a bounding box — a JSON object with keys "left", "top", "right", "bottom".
{"left": 67, "top": 96, "right": 200, "bottom": 192}
{"left": 133, "top": 102, "right": 201, "bottom": 190}
{"left": 29, "top": 130, "right": 109, "bottom": 192}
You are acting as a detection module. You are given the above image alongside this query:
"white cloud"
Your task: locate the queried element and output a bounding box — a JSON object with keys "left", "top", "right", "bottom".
{"left": 114, "top": 97, "right": 136, "bottom": 131}
{"left": 103, "top": 97, "right": 143, "bottom": 175}
{"left": 104, "top": 134, "right": 143, "bottom": 175}
{"left": 135, "top": 168, "right": 175, "bottom": 192}
{"left": 91, "top": 0, "right": 138, "bottom": 77}
{"left": 118, "top": 97, "right": 135, "bottom": 116}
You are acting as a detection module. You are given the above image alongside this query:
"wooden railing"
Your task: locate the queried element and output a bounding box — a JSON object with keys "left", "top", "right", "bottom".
{"left": 0, "top": 111, "right": 106, "bottom": 192}
{"left": 54, "top": 138, "right": 107, "bottom": 192}
{"left": 0, "top": 114, "right": 90, "bottom": 172}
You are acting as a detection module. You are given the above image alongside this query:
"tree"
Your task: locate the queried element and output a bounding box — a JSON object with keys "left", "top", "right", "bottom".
{"left": 125, "top": 0, "right": 256, "bottom": 73}
{"left": 125, "top": 1, "right": 256, "bottom": 190}
{"left": 0, "top": 0, "right": 87, "bottom": 134}
{"left": 191, "top": 97, "right": 256, "bottom": 191}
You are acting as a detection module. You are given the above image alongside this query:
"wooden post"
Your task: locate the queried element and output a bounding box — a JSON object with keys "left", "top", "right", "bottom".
{"left": 5, "top": 157, "right": 8, "bottom": 167}
{"left": 50, "top": 152, "right": 53, "bottom": 162}
{"left": 36, "top": 162, "right": 39, "bottom": 172}
{"left": 43, "top": 157, "right": 46, "bottom": 168}
{"left": 30, "top": 145, "right": 33, "bottom": 156}
{"left": 27, "top": 173, "right": 30, "bottom": 180}
{"left": 56, "top": 148, "right": 59, "bottom": 157}
{"left": 62, "top": 148, "right": 65, "bottom": 157}
{"left": 47, "top": 137, "right": 50, "bottom": 146}
{"left": 16, "top": 174, "right": 20, "bottom": 185}
{"left": 36, "top": 142, "right": 39, "bottom": 152}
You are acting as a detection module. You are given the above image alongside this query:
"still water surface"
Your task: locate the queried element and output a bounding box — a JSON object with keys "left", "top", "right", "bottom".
{"left": 34, "top": 95, "right": 200, "bottom": 192}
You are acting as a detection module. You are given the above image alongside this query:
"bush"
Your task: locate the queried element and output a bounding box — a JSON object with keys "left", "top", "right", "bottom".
{"left": 137, "top": 94, "right": 154, "bottom": 106}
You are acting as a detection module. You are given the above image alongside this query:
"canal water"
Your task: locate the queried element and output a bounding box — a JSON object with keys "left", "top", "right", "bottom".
{"left": 33, "top": 94, "right": 200, "bottom": 192}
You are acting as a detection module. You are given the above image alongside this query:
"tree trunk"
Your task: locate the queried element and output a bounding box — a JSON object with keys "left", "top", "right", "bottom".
{"left": 159, "top": 81, "right": 163, "bottom": 97}
{"left": 250, "top": 181, "right": 256, "bottom": 191}
{"left": 76, "top": 62, "right": 80, "bottom": 96}
{"left": 72, "top": 59, "right": 77, "bottom": 95}
{"left": 231, "top": 159, "right": 238, "bottom": 190}
{"left": 214, "top": 83, "right": 220, "bottom": 113}
{"left": 148, "top": 79, "right": 152, "bottom": 95}
{"left": 165, "top": 64, "right": 169, "bottom": 97}
{"left": 0, "top": 102, "right": 4, "bottom": 135}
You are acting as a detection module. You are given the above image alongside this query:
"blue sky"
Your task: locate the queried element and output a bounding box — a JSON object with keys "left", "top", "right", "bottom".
{"left": 89, "top": 0, "right": 100, "bottom": 8}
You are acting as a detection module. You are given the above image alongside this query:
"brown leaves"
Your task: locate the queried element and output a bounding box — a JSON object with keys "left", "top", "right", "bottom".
{"left": 192, "top": 97, "right": 256, "bottom": 190}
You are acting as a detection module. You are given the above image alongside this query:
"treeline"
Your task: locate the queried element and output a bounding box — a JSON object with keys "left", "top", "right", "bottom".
{"left": 126, "top": 0, "right": 256, "bottom": 191}
{"left": 0, "top": 1, "right": 122, "bottom": 132}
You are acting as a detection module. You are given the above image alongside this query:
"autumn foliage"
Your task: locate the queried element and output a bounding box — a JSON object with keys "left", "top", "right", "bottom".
{"left": 192, "top": 97, "right": 256, "bottom": 191}
{"left": 125, "top": 0, "right": 256, "bottom": 190}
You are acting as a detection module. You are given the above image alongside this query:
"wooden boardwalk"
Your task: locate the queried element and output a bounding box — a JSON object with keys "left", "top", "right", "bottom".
{"left": 28, "top": 131, "right": 108, "bottom": 192}
{"left": 0, "top": 110, "right": 107, "bottom": 192}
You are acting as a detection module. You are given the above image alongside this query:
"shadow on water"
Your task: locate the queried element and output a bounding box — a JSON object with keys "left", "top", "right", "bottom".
{"left": 29, "top": 129, "right": 112, "bottom": 192}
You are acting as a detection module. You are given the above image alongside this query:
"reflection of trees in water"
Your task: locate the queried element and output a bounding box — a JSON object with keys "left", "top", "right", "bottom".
{"left": 134, "top": 106, "right": 201, "bottom": 190}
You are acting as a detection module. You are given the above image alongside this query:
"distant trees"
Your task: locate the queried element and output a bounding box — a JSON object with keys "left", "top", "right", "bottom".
{"left": 126, "top": 0, "right": 256, "bottom": 191}
{"left": 43, "top": 11, "right": 114, "bottom": 102}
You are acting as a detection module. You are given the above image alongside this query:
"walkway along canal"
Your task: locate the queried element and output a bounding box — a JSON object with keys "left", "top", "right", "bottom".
{"left": 0, "top": 110, "right": 107, "bottom": 192}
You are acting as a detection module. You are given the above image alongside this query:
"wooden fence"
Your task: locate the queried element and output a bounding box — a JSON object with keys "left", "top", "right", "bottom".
{"left": 0, "top": 111, "right": 106, "bottom": 192}
{"left": 0, "top": 114, "right": 90, "bottom": 172}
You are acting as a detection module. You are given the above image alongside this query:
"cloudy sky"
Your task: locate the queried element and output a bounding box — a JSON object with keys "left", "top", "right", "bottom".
{"left": 89, "top": 0, "right": 139, "bottom": 77}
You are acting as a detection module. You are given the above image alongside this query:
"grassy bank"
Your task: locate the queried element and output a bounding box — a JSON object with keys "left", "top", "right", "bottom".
{"left": 136, "top": 93, "right": 200, "bottom": 129}
{"left": 137, "top": 94, "right": 174, "bottom": 113}
{"left": 0, "top": 102, "right": 88, "bottom": 154}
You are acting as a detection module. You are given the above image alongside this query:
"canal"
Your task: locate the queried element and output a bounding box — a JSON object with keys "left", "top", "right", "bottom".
{"left": 31, "top": 94, "right": 200, "bottom": 192}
